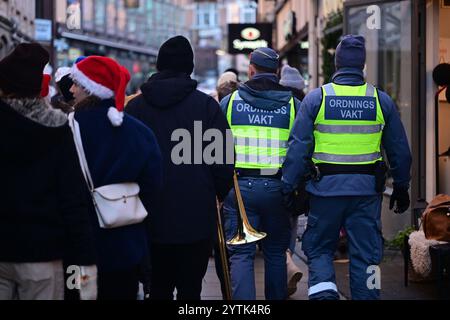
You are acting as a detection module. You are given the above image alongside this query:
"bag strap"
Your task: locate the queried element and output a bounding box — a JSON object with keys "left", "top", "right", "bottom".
{"left": 68, "top": 112, "right": 95, "bottom": 191}
{"left": 429, "top": 201, "right": 450, "bottom": 209}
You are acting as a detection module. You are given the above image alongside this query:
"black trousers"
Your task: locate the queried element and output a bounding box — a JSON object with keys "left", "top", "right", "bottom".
{"left": 150, "top": 240, "right": 211, "bottom": 300}
{"left": 97, "top": 264, "right": 140, "bottom": 300}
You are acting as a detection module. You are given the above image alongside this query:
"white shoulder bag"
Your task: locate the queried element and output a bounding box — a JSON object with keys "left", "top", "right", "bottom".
{"left": 68, "top": 112, "right": 148, "bottom": 229}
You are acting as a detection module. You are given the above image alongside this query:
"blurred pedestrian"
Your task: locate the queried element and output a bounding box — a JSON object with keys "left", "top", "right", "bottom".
{"left": 0, "top": 43, "right": 96, "bottom": 300}
{"left": 224, "top": 68, "right": 240, "bottom": 82}
{"left": 217, "top": 71, "right": 239, "bottom": 102}
{"left": 69, "top": 56, "right": 163, "bottom": 300}
{"left": 280, "top": 65, "right": 306, "bottom": 101}
{"left": 51, "top": 67, "right": 75, "bottom": 113}
{"left": 127, "top": 36, "right": 234, "bottom": 300}
{"left": 212, "top": 70, "right": 239, "bottom": 299}
{"left": 278, "top": 64, "right": 306, "bottom": 297}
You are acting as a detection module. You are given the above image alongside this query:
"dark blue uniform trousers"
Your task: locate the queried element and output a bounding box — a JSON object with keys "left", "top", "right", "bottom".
{"left": 303, "top": 195, "right": 383, "bottom": 300}
{"left": 224, "top": 177, "right": 291, "bottom": 300}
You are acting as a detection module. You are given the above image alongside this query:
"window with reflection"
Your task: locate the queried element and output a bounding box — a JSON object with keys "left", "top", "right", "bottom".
{"left": 346, "top": 0, "right": 412, "bottom": 186}
{"left": 94, "top": 0, "right": 106, "bottom": 32}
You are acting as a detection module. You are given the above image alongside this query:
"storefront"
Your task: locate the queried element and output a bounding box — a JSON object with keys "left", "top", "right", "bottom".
{"left": 344, "top": 0, "right": 450, "bottom": 238}
{"left": 0, "top": 16, "right": 34, "bottom": 59}
{"left": 273, "top": 0, "right": 311, "bottom": 86}
{"left": 427, "top": 0, "right": 450, "bottom": 197}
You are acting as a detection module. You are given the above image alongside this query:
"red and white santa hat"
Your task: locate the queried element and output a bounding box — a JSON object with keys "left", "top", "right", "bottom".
{"left": 71, "top": 56, "right": 131, "bottom": 126}
{"left": 40, "top": 74, "right": 52, "bottom": 98}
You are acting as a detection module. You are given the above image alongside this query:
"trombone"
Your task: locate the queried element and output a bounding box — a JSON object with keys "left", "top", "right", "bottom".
{"left": 227, "top": 172, "right": 267, "bottom": 245}
{"left": 216, "top": 171, "right": 267, "bottom": 300}
{"left": 216, "top": 203, "right": 232, "bottom": 300}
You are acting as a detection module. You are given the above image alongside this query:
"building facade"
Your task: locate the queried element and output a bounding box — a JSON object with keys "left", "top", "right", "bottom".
{"left": 257, "top": 0, "right": 312, "bottom": 88}
{"left": 260, "top": 0, "right": 450, "bottom": 239}
{"left": 54, "top": 0, "right": 190, "bottom": 93}
{"left": 0, "top": 0, "right": 35, "bottom": 58}
{"left": 188, "top": 0, "right": 225, "bottom": 83}
{"left": 188, "top": 0, "right": 257, "bottom": 88}
{"left": 316, "top": 0, "right": 450, "bottom": 239}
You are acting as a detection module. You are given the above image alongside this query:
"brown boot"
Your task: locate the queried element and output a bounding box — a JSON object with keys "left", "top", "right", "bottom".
{"left": 286, "top": 250, "right": 303, "bottom": 296}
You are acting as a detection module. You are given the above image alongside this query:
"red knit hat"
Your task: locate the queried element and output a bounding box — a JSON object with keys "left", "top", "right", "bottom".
{"left": 71, "top": 56, "right": 130, "bottom": 126}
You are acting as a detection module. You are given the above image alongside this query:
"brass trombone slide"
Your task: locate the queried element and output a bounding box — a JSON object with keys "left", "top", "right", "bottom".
{"left": 227, "top": 172, "right": 267, "bottom": 245}
{"left": 216, "top": 203, "right": 232, "bottom": 300}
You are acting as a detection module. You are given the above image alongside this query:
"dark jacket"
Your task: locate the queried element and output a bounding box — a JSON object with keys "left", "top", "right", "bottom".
{"left": 282, "top": 67, "right": 412, "bottom": 196}
{"left": 0, "top": 97, "right": 96, "bottom": 265}
{"left": 74, "top": 98, "right": 162, "bottom": 272}
{"left": 126, "top": 71, "right": 234, "bottom": 244}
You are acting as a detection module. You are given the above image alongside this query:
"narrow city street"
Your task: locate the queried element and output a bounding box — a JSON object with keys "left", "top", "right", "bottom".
{"left": 1, "top": 0, "right": 450, "bottom": 305}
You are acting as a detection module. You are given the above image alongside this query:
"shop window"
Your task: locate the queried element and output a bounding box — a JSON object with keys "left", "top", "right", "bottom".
{"left": 82, "top": 0, "right": 94, "bottom": 30}
{"left": 346, "top": 0, "right": 413, "bottom": 186}
{"left": 94, "top": 0, "right": 106, "bottom": 32}
{"left": 106, "top": 0, "right": 117, "bottom": 35}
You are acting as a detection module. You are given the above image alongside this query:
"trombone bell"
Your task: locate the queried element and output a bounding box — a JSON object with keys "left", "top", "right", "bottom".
{"left": 227, "top": 172, "right": 267, "bottom": 245}
{"left": 226, "top": 223, "right": 267, "bottom": 245}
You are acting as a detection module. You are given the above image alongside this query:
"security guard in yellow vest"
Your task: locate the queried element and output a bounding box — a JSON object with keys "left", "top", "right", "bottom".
{"left": 282, "top": 35, "right": 412, "bottom": 300}
{"left": 220, "top": 48, "right": 301, "bottom": 300}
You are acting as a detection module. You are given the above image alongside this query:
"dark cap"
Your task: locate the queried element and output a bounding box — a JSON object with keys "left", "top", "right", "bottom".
{"left": 0, "top": 43, "right": 49, "bottom": 98}
{"left": 156, "top": 36, "right": 194, "bottom": 75}
{"left": 250, "top": 47, "right": 279, "bottom": 71}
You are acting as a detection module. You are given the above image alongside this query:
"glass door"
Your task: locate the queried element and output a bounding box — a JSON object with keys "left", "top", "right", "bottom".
{"left": 345, "top": 0, "right": 413, "bottom": 146}
{"left": 344, "top": 0, "right": 425, "bottom": 236}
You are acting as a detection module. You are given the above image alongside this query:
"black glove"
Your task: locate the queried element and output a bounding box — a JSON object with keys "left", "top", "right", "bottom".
{"left": 282, "top": 184, "right": 310, "bottom": 216}
{"left": 389, "top": 187, "right": 410, "bottom": 214}
{"left": 282, "top": 190, "right": 295, "bottom": 212}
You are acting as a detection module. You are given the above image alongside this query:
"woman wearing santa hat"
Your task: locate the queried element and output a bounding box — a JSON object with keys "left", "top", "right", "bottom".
{"left": 69, "top": 56, "right": 162, "bottom": 300}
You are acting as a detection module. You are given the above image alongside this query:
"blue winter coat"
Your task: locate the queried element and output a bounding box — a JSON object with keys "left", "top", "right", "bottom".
{"left": 74, "top": 99, "right": 162, "bottom": 272}
{"left": 282, "top": 68, "right": 412, "bottom": 196}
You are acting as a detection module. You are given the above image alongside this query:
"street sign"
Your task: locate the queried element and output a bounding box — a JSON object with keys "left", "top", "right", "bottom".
{"left": 228, "top": 23, "right": 272, "bottom": 54}
{"left": 35, "top": 19, "right": 52, "bottom": 42}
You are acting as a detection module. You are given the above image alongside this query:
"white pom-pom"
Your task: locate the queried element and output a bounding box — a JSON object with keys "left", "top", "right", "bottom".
{"left": 107, "top": 107, "right": 124, "bottom": 127}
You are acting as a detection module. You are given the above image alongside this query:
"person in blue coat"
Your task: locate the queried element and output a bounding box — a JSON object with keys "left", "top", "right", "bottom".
{"left": 220, "top": 48, "right": 301, "bottom": 300}
{"left": 70, "top": 56, "right": 162, "bottom": 300}
{"left": 282, "top": 35, "right": 412, "bottom": 300}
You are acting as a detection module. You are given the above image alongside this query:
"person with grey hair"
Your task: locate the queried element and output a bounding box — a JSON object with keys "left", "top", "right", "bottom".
{"left": 279, "top": 64, "right": 306, "bottom": 297}
{"left": 280, "top": 65, "right": 306, "bottom": 101}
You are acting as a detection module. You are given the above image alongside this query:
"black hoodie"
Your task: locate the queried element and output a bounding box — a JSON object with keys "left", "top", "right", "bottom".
{"left": 126, "top": 72, "right": 235, "bottom": 244}
{"left": 0, "top": 98, "right": 96, "bottom": 265}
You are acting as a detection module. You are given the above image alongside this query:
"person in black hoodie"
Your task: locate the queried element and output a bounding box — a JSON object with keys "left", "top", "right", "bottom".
{"left": 126, "top": 35, "right": 234, "bottom": 300}
{"left": 0, "top": 43, "right": 96, "bottom": 300}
